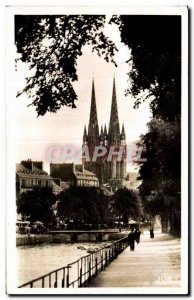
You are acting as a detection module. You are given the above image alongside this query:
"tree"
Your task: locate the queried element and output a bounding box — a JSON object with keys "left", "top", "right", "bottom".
{"left": 17, "top": 187, "right": 56, "bottom": 226}
{"left": 137, "top": 119, "right": 181, "bottom": 235}
{"left": 112, "top": 188, "right": 142, "bottom": 226}
{"left": 57, "top": 186, "right": 111, "bottom": 229}
{"left": 15, "top": 15, "right": 117, "bottom": 116}
{"left": 113, "top": 15, "right": 181, "bottom": 235}
{"left": 15, "top": 15, "right": 181, "bottom": 121}
{"left": 117, "top": 15, "right": 181, "bottom": 121}
{"left": 138, "top": 119, "right": 181, "bottom": 184}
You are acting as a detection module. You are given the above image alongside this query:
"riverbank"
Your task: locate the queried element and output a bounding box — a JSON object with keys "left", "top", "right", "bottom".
{"left": 16, "top": 232, "right": 127, "bottom": 246}
{"left": 16, "top": 234, "right": 52, "bottom": 246}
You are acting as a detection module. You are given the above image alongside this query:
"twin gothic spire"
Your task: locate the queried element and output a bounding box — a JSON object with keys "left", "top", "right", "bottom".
{"left": 84, "top": 77, "right": 125, "bottom": 144}
{"left": 109, "top": 77, "right": 120, "bottom": 136}
{"left": 88, "top": 79, "right": 99, "bottom": 137}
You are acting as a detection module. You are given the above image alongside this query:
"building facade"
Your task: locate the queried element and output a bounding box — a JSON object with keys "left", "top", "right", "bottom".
{"left": 16, "top": 159, "right": 62, "bottom": 198}
{"left": 82, "top": 78, "right": 127, "bottom": 185}
{"left": 50, "top": 163, "right": 99, "bottom": 187}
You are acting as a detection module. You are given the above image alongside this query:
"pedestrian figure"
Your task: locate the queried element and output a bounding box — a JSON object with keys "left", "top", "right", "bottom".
{"left": 128, "top": 229, "right": 135, "bottom": 251}
{"left": 150, "top": 227, "right": 154, "bottom": 238}
{"left": 134, "top": 228, "right": 141, "bottom": 244}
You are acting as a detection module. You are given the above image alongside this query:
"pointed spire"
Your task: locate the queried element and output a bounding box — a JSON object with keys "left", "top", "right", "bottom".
{"left": 121, "top": 123, "right": 126, "bottom": 140}
{"left": 83, "top": 125, "right": 87, "bottom": 136}
{"left": 104, "top": 124, "right": 107, "bottom": 135}
{"left": 100, "top": 125, "right": 104, "bottom": 135}
{"left": 121, "top": 124, "right": 125, "bottom": 135}
{"left": 83, "top": 125, "right": 87, "bottom": 143}
{"left": 109, "top": 77, "right": 120, "bottom": 137}
{"left": 88, "top": 79, "right": 99, "bottom": 139}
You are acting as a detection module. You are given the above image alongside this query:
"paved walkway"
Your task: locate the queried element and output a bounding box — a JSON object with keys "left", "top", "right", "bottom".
{"left": 89, "top": 231, "right": 181, "bottom": 288}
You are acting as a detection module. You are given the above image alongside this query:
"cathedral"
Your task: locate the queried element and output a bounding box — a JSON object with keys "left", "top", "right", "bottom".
{"left": 82, "top": 78, "right": 127, "bottom": 185}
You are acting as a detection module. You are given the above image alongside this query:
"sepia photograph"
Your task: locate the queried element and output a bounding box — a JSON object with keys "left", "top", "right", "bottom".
{"left": 6, "top": 5, "right": 188, "bottom": 295}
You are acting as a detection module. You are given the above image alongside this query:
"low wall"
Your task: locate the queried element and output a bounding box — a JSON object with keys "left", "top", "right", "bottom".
{"left": 16, "top": 232, "right": 128, "bottom": 246}
{"left": 16, "top": 234, "right": 53, "bottom": 246}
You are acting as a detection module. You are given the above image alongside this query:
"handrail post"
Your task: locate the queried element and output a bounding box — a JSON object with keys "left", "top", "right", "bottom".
{"left": 109, "top": 249, "right": 111, "bottom": 264}
{"left": 95, "top": 257, "right": 98, "bottom": 276}
{"left": 54, "top": 271, "right": 57, "bottom": 288}
{"left": 101, "top": 254, "right": 103, "bottom": 271}
{"left": 105, "top": 251, "right": 108, "bottom": 267}
{"left": 79, "top": 266, "right": 82, "bottom": 287}
{"left": 62, "top": 268, "right": 65, "bottom": 287}
{"left": 84, "top": 257, "right": 86, "bottom": 287}
{"left": 88, "top": 260, "right": 91, "bottom": 282}
{"left": 42, "top": 277, "right": 44, "bottom": 288}
{"left": 66, "top": 267, "right": 69, "bottom": 288}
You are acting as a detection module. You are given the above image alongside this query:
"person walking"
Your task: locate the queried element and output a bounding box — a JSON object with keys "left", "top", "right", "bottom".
{"left": 150, "top": 227, "right": 154, "bottom": 238}
{"left": 128, "top": 229, "right": 135, "bottom": 251}
{"left": 134, "top": 228, "right": 141, "bottom": 244}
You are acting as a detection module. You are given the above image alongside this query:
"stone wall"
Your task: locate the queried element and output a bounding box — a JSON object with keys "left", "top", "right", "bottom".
{"left": 16, "top": 235, "right": 53, "bottom": 246}
{"left": 16, "top": 232, "right": 127, "bottom": 246}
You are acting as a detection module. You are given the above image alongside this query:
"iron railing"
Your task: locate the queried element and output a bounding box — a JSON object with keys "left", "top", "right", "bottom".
{"left": 19, "top": 236, "right": 128, "bottom": 288}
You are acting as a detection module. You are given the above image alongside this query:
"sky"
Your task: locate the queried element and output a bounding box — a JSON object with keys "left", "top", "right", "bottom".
{"left": 13, "top": 19, "right": 152, "bottom": 174}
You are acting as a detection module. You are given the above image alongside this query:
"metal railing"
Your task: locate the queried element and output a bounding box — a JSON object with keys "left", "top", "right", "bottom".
{"left": 19, "top": 236, "right": 128, "bottom": 288}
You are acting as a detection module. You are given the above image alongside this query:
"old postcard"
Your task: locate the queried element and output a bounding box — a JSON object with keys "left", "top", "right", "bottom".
{"left": 6, "top": 5, "right": 188, "bottom": 295}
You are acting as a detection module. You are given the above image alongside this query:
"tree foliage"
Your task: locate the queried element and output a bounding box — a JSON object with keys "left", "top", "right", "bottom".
{"left": 111, "top": 15, "right": 182, "bottom": 235}
{"left": 118, "top": 15, "right": 181, "bottom": 121}
{"left": 138, "top": 119, "right": 181, "bottom": 187}
{"left": 57, "top": 186, "right": 142, "bottom": 229}
{"left": 112, "top": 188, "right": 142, "bottom": 225}
{"left": 15, "top": 15, "right": 117, "bottom": 116}
{"left": 17, "top": 187, "right": 56, "bottom": 225}
{"left": 137, "top": 119, "right": 181, "bottom": 235}
{"left": 57, "top": 186, "right": 111, "bottom": 228}
{"left": 15, "top": 15, "right": 181, "bottom": 121}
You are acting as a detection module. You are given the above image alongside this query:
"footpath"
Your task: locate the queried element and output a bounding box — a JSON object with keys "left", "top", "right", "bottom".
{"left": 88, "top": 231, "right": 181, "bottom": 288}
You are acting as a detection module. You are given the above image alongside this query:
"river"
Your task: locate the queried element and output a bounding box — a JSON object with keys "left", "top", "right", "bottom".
{"left": 17, "top": 242, "right": 111, "bottom": 287}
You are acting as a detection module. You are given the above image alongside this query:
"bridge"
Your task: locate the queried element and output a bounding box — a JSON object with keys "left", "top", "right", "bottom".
{"left": 48, "top": 229, "right": 120, "bottom": 243}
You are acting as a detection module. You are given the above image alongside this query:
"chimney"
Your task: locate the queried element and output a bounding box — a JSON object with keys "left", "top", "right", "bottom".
{"left": 21, "top": 159, "right": 33, "bottom": 170}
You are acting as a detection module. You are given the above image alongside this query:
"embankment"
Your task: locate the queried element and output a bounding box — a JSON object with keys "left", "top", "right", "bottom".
{"left": 16, "top": 232, "right": 127, "bottom": 246}
{"left": 16, "top": 234, "right": 53, "bottom": 246}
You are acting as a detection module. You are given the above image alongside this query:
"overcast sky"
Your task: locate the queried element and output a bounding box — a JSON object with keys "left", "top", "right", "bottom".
{"left": 13, "top": 19, "right": 152, "bottom": 173}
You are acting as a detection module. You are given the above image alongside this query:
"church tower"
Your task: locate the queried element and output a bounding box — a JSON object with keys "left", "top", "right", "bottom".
{"left": 88, "top": 79, "right": 99, "bottom": 145}
{"left": 107, "top": 77, "right": 126, "bottom": 181}
{"left": 83, "top": 79, "right": 101, "bottom": 181}
{"left": 82, "top": 77, "right": 127, "bottom": 185}
{"left": 120, "top": 123, "right": 127, "bottom": 179}
{"left": 109, "top": 77, "right": 120, "bottom": 145}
